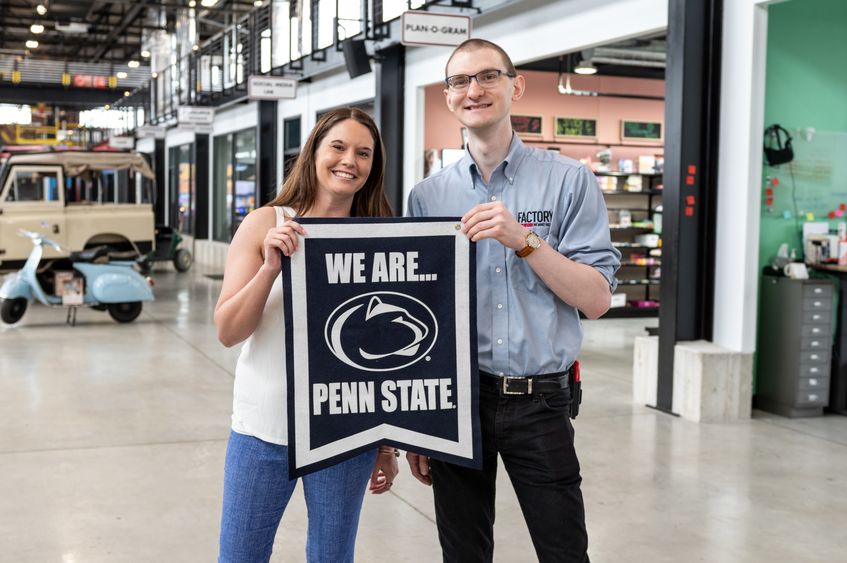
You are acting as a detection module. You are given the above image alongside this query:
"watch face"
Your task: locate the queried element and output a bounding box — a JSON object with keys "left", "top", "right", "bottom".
{"left": 527, "top": 231, "right": 542, "bottom": 249}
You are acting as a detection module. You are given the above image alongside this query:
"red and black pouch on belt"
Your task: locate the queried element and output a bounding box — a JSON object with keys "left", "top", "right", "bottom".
{"left": 569, "top": 361, "right": 582, "bottom": 419}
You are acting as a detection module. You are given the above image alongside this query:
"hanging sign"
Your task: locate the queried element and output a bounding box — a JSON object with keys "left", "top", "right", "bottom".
{"left": 135, "top": 125, "right": 166, "bottom": 140}
{"left": 401, "top": 11, "right": 472, "bottom": 47}
{"left": 108, "top": 136, "right": 134, "bottom": 149}
{"left": 177, "top": 106, "right": 215, "bottom": 125}
{"left": 282, "top": 217, "right": 479, "bottom": 476}
{"left": 248, "top": 75, "right": 298, "bottom": 100}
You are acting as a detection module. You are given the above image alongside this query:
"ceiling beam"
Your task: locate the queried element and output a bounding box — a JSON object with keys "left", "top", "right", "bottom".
{"left": 90, "top": 0, "right": 152, "bottom": 63}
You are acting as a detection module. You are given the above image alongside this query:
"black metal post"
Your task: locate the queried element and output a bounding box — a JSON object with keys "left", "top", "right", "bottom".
{"left": 258, "top": 100, "right": 278, "bottom": 205}
{"left": 194, "top": 134, "right": 210, "bottom": 239}
{"left": 374, "top": 43, "right": 405, "bottom": 215}
{"left": 656, "top": 0, "right": 723, "bottom": 412}
{"left": 154, "top": 139, "right": 166, "bottom": 225}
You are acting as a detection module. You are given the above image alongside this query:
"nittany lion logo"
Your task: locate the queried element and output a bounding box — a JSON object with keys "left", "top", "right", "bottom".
{"left": 325, "top": 291, "right": 438, "bottom": 372}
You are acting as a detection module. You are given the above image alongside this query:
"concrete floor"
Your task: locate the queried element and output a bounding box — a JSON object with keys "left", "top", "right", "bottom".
{"left": 1, "top": 266, "right": 846, "bottom": 562}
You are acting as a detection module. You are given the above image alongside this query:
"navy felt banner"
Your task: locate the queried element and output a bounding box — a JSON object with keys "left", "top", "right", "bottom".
{"left": 281, "top": 217, "right": 479, "bottom": 477}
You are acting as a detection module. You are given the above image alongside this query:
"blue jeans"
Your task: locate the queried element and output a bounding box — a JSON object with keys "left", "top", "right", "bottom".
{"left": 218, "top": 430, "right": 377, "bottom": 563}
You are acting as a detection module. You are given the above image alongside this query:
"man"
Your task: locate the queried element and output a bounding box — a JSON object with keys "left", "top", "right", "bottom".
{"left": 406, "top": 39, "right": 620, "bottom": 563}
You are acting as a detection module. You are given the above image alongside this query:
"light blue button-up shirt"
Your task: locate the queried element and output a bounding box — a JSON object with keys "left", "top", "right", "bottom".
{"left": 407, "top": 134, "right": 621, "bottom": 376}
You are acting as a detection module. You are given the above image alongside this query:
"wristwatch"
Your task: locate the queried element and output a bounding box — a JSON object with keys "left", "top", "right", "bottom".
{"left": 516, "top": 231, "right": 542, "bottom": 258}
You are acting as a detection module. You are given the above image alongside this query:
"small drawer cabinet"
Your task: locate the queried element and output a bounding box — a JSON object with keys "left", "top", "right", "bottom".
{"left": 757, "top": 277, "right": 833, "bottom": 417}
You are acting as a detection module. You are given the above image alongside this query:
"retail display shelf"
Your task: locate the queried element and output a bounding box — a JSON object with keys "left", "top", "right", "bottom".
{"left": 616, "top": 279, "right": 661, "bottom": 286}
{"left": 595, "top": 171, "right": 662, "bottom": 177}
{"left": 619, "top": 261, "right": 661, "bottom": 267}
{"left": 612, "top": 242, "right": 657, "bottom": 249}
{"left": 609, "top": 225, "right": 654, "bottom": 231}
{"left": 600, "top": 189, "right": 664, "bottom": 195}
{"left": 603, "top": 306, "right": 660, "bottom": 319}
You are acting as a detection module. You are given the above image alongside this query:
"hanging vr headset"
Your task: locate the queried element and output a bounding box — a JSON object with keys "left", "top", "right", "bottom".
{"left": 764, "top": 124, "right": 794, "bottom": 166}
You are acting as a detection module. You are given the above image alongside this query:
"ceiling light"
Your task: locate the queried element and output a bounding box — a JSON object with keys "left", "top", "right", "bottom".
{"left": 127, "top": 60, "right": 140, "bottom": 68}
{"left": 124, "top": 91, "right": 130, "bottom": 97}
{"left": 104, "top": 104, "right": 111, "bottom": 110}
{"left": 116, "top": 71, "right": 128, "bottom": 79}
{"left": 151, "top": 72, "right": 158, "bottom": 78}
{"left": 200, "top": 0, "right": 218, "bottom": 7}
{"left": 189, "top": 0, "right": 196, "bottom": 6}
{"left": 557, "top": 72, "right": 596, "bottom": 97}
{"left": 36, "top": 4, "right": 47, "bottom": 16}
{"left": 30, "top": 24, "right": 45, "bottom": 34}
{"left": 574, "top": 59, "right": 597, "bottom": 75}
{"left": 254, "top": 0, "right": 263, "bottom": 6}
{"left": 192, "top": 44, "right": 199, "bottom": 51}
{"left": 25, "top": 40, "right": 39, "bottom": 49}
{"left": 141, "top": 50, "right": 151, "bottom": 58}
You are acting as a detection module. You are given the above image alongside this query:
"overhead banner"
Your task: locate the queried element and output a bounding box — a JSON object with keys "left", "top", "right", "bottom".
{"left": 282, "top": 218, "right": 479, "bottom": 477}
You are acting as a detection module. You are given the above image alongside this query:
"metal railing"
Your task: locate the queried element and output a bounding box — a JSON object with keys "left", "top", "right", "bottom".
{"left": 142, "top": 0, "right": 445, "bottom": 125}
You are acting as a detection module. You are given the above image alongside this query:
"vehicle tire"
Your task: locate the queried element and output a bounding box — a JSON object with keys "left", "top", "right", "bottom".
{"left": 107, "top": 302, "right": 143, "bottom": 323}
{"left": 173, "top": 248, "right": 193, "bottom": 272}
{"left": 1, "top": 298, "right": 28, "bottom": 324}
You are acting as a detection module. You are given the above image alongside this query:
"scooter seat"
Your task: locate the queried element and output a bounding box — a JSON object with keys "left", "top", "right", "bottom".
{"left": 70, "top": 246, "right": 110, "bottom": 263}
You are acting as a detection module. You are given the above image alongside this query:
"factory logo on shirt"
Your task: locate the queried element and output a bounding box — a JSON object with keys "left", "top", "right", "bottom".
{"left": 516, "top": 209, "right": 553, "bottom": 228}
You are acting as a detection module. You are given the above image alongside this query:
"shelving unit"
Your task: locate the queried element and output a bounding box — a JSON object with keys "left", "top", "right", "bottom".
{"left": 599, "top": 171, "right": 663, "bottom": 318}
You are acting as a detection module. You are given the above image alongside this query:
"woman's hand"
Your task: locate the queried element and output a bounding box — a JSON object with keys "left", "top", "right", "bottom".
{"left": 261, "top": 221, "right": 307, "bottom": 271}
{"left": 369, "top": 448, "right": 399, "bottom": 495}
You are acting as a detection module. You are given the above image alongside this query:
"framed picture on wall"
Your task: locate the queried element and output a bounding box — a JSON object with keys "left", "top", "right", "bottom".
{"left": 510, "top": 115, "right": 543, "bottom": 137}
{"left": 554, "top": 117, "right": 597, "bottom": 139}
{"left": 621, "top": 120, "right": 663, "bottom": 143}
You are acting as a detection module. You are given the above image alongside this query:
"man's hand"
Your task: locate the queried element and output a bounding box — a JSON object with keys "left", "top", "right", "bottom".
{"left": 462, "top": 202, "right": 527, "bottom": 250}
{"left": 406, "top": 452, "right": 432, "bottom": 486}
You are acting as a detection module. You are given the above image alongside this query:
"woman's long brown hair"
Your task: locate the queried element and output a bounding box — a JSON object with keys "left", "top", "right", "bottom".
{"left": 267, "top": 107, "right": 393, "bottom": 217}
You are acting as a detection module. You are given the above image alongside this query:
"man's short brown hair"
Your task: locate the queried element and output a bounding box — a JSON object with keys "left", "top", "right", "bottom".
{"left": 445, "top": 38, "right": 517, "bottom": 78}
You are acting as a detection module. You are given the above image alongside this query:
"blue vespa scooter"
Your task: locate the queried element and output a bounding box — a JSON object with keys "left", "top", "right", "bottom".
{"left": 0, "top": 230, "right": 154, "bottom": 325}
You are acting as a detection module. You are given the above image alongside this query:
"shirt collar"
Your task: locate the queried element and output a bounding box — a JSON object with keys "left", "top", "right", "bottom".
{"left": 461, "top": 132, "right": 529, "bottom": 189}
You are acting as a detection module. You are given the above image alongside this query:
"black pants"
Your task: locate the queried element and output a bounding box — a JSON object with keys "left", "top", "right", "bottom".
{"left": 430, "top": 380, "right": 589, "bottom": 563}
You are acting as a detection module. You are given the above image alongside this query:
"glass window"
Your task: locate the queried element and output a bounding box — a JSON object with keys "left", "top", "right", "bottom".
{"left": 213, "top": 133, "right": 234, "bottom": 242}
{"left": 337, "top": 1, "right": 361, "bottom": 38}
{"left": 316, "top": 0, "right": 335, "bottom": 49}
{"left": 5, "top": 170, "right": 58, "bottom": 202}
{"left": 272, "top": 1, "right": 291, "bottom": 68}
{"left": 283, "top": 115, "right": 302, "bottom": 180}
{"left": 233, "top": 128, "right": 257, "bottom": 235}
{"left": 381, "top": 0, "right": 426, "bottom": 22}
{"left": 169, "top": 144, "right": 196, "bottom": 235}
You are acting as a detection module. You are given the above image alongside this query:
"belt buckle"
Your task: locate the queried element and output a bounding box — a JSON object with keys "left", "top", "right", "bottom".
{"left": 501, "top": 377, "right": 531, "bottom": 395}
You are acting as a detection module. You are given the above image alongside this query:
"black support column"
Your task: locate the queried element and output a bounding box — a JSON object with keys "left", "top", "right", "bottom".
{"left": 258, "top": 100, "right": 278, "bottom": 206}
{"left": 374, "top": 43, "right": 405, "bottom": 215}
{"left": 154, "top": 139, "right": 166, "bottom": 226}
{"left": 194, "top": 134, "right": 210, "bottom": 240}
{"left": 656, "top": 0, "right": 723, "bottom": 412}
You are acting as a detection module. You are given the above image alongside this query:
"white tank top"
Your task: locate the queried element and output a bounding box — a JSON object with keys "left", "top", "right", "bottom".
{"left": 231, "top": 206, "right": 293, "bottom": 445}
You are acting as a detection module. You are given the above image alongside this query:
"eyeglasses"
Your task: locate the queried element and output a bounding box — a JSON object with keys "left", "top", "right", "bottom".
{"left": 445, "top": 69, "right": 516, "bottom": 92}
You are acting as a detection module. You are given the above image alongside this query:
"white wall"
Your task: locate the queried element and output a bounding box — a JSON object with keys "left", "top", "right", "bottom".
{"left": 713, "top": 0, "right": 778, "bottom": 353}
{"left": 401, "top": 0, "right": 668, "bottom": 212}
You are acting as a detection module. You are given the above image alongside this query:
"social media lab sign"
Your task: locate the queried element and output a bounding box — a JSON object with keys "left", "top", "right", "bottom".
{"left": 281, "top": 218, "right": 479, "bottom": 476}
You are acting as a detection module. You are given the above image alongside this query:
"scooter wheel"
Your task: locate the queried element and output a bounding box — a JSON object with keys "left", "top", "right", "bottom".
{"left": 107, "top": 302, "right": 143, "bottom": 323}
{"left": 1, "top": 298, "right": 28, "bottom": 324}
{"left": 174, "top": 248, "right": 193, "bottom": 272}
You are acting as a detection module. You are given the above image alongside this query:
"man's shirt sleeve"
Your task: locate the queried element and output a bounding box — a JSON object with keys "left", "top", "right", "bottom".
{"left": 406, "top": 186, "right": 426, "bottom": 218}
{"left": 555, "top": 165, "right": 621, "bottom": 293}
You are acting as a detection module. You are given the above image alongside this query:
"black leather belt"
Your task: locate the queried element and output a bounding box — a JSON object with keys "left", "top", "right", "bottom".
{"left": 480, "top": 370, "right": 569, "bottom": 396}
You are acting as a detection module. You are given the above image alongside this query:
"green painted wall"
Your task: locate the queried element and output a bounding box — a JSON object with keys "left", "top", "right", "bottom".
{"left": 755, "top": 0, "right": 847, "bottom": 385}
{"left": 759, "top": 0, "right": 847, "bottom": 269}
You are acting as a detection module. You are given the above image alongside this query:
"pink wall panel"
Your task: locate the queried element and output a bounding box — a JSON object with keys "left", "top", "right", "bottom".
{"left": 424, "top": 70, "right": 665, "bottom": 169}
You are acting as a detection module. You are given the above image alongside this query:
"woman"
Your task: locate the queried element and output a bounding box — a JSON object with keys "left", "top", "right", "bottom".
{"left": 215, "top": 108, "right": 398, "bottom": 563}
